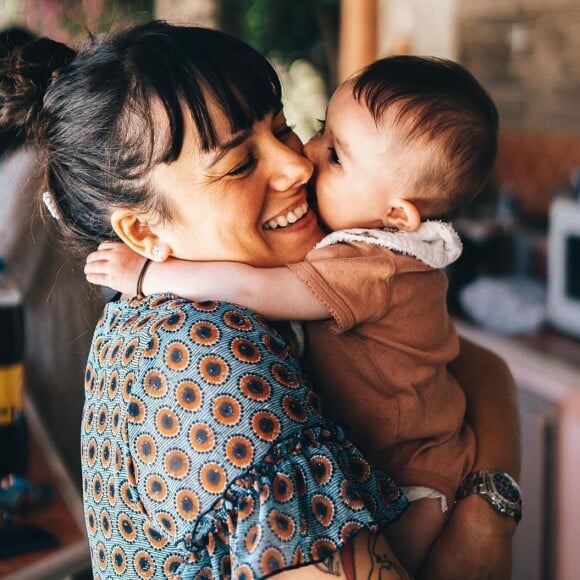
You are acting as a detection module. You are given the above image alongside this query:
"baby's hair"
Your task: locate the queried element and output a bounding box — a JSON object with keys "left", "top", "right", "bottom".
{"left": 0, "top": 21, "right": 283, "bottom": 255}
{"left": 352, "top": 56, "right": 499, "bottom": 219}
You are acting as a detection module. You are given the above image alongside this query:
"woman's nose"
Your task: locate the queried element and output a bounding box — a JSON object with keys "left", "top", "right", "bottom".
{"left": 269, "top": 143, "right": 314, "bottom": 192}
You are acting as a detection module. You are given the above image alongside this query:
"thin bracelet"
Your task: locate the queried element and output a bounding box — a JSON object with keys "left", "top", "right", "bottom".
{"left": 136, "top": 258, "right": 152, "bottom": 298}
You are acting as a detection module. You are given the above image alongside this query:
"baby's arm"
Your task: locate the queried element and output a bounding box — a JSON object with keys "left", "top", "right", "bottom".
{"left": 85, "top": 242, "right": 330, "bottom": 321}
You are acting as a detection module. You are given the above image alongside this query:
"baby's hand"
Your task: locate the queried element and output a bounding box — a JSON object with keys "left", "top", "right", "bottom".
{"left": 85, "top": 242, "right": 146, "bottom": 296}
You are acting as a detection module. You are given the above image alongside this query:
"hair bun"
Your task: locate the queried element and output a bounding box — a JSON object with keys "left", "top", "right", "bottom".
{"left": 0, "top": 38, "right": 76, "bottom": 144}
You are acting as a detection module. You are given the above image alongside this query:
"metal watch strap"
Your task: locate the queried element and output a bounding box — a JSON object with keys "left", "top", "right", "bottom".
{"left": 457, "top": 471, "right": 488, "bottom": 497}
{"left": 456, "top": 470, "right": 522, "bottom": 523}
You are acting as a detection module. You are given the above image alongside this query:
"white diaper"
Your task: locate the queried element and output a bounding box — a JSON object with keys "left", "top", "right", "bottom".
{"left": 401, "top": 485, "right": 448, "bottom": 513}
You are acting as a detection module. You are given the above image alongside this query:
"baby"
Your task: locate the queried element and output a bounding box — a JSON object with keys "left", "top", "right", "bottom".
{"left": 85, "top": 55, "right": 498, "bottom": 573}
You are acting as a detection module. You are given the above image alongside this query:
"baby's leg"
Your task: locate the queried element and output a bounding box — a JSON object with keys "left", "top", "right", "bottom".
{"left": 385, "top": 490, "right": 447, "bottom": 576}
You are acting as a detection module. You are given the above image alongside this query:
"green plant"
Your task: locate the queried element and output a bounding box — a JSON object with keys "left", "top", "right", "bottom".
{"left": 218, "top": 0, "right": 339, "bottom": 91}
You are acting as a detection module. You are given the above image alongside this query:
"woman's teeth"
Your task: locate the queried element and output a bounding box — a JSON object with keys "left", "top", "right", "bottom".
{"left": 264, "top": 202, "right": 308, "bottom": 230}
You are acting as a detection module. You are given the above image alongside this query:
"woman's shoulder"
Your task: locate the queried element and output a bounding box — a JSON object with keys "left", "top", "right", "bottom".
{"left": 92, "top": 294, "right": 302, "bottom": 413}
{"left": 96, "top": 294, "right": 293, "bottom": 367}
{"left": 145, "top": 295, "right": 277, "bottom": 336}
{"left": 100, "top": 294, "right": 274, "bottom": 332}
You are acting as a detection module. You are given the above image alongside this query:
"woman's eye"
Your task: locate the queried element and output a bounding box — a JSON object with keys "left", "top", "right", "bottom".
{"left": 328, "top": 147, "right": 340, "bottom": 165}
{"left": 228, "top": 157, "right": 257, "bottom": 177}
{"left": 315, "top": 119, "right": 326, "bottom": 137}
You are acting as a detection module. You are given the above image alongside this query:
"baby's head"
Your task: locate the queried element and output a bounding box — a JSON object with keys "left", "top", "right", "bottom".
{"left": 305, "top": 55, "right": 498, "bottom": 232}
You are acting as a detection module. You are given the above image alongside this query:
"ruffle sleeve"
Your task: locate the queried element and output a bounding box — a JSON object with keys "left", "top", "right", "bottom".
{"left": 177, "top": 425, "right": 407, "bottom": 578}
{"left": 85, "top": 295, "right": 406, "bottom": 579}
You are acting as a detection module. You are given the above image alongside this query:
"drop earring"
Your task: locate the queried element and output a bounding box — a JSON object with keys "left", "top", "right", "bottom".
{"left": 152, "top": 244, "right": 165, "bottom": 261}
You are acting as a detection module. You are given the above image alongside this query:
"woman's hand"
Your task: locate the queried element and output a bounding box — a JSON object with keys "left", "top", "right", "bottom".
{"left": 419, "top": 495, "right": 515, "bottom": 579}
{"left": 85, "top": 241, "right": 146, "bottom": 296}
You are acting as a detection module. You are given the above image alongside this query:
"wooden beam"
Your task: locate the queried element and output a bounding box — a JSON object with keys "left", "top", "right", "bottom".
{"left": 338, "top": 0, "right": 378, "bottom": 83}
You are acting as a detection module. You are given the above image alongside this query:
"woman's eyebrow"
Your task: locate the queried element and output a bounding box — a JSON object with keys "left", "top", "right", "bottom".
{"left": 208, "top": 129, "right": 253, "bottom": 168}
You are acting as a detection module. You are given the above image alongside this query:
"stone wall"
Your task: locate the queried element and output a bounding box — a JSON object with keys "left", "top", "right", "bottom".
{"left": 457, "top": 0, "right": 580, "bottom": 215}
{"left": 457, "top": 0, "right": 580, "bottom": 133}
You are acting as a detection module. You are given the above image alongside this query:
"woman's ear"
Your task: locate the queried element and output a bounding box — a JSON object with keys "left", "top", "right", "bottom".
{"left": 382, "top": 199, "right": 421, "bottom": 232}
{"left": 110, "top": 208, "right": 171, "bottom": 260}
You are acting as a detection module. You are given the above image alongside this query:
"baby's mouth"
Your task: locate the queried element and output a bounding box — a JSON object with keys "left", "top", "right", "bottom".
{"left": 263, "top": 202, "right": 309, "bottom": 230}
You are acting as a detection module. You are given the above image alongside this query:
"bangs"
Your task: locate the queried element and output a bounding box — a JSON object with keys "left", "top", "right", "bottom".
{"left": 118, "top": 23, "right": 282, "bottom": 164}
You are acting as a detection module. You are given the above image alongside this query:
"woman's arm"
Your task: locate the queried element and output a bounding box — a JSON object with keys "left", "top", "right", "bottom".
{"left": 452, "top": 336, "right": 521, "bottom": 477}
{"left": 277, "top": 530, "right": 412, "bottom": 580}
{"left": 420, "top": 336, "right": 520, "bottom": 579}
{"left": 85, "top": 242, "right": 330, "bottom": 320}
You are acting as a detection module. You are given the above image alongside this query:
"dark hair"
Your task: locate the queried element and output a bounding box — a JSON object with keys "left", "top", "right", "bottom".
{"left": 0, "top": 21, "right": 282, "bottom": 255}
{"left": 0, "top": 26, "right": 37, "bottom": 155}
{"left": 0, "top": 27, "right": 36, "bottom": 54}
{"left": 352, "top": 55, "right": 499, "bottom": 219}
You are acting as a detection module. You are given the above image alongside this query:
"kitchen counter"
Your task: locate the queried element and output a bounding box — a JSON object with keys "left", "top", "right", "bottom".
{"left": 456, "top": 318, "right": 580, "bottom": 580}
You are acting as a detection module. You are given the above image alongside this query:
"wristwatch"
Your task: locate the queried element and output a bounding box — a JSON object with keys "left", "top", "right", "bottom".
{"left": 456, "top": 470, "right": 522, "bottom": 523}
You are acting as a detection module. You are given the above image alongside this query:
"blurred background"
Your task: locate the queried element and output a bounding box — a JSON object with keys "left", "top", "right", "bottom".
{"left": 1, "top": 1, "right": 580, "bottom": 579}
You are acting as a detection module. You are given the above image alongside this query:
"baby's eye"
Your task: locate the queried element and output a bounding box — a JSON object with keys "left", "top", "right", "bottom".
{"left": 327, "top": 147, "right": 340, "bottom": 165}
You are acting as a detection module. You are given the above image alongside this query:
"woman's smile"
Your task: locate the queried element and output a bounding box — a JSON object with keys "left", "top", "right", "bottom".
{"left": 263, "top": 200, "right": 310, "bottom": 230}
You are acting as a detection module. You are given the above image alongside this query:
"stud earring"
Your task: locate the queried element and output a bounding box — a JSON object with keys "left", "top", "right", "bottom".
{"left": 152, "top": 244, "right": 165, "bottom": 261}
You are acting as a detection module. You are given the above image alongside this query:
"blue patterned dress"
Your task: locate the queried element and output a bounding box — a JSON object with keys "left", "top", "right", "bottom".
{"left": 81, "top": 294, "right": 408, "bottom": 579}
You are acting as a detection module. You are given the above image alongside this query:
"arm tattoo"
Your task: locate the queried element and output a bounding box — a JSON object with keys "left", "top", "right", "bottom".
{"left": 311, "top": 534, "right": 411, "bottom": 580}
{"left": 314, "top": 554, "right": 342, "bottom": 576}
{"left": 367, "top": 533, "right": 412, "bottom": 580}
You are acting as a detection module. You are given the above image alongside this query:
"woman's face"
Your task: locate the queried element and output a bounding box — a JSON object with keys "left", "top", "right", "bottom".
{"left": 148, "top": 104, "right": 324, "bottom": 267}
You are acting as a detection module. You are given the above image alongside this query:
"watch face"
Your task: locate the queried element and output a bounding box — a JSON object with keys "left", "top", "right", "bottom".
{"left": 491, "top": 472, "right": 520, "bottom": 504}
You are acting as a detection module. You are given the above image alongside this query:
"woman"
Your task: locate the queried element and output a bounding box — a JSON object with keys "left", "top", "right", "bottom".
{"left": 0, "top": 21, "right": 519, "bottom": 579}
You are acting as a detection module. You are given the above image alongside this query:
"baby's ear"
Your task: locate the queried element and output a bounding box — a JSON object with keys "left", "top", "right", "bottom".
{"left": 382, "top": 199, "right": 421, "bottom": 232}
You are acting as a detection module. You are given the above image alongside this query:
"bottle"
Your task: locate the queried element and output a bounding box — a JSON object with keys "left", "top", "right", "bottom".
{"left": 0, "top": 258, "right": 27, "bottom": 477}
